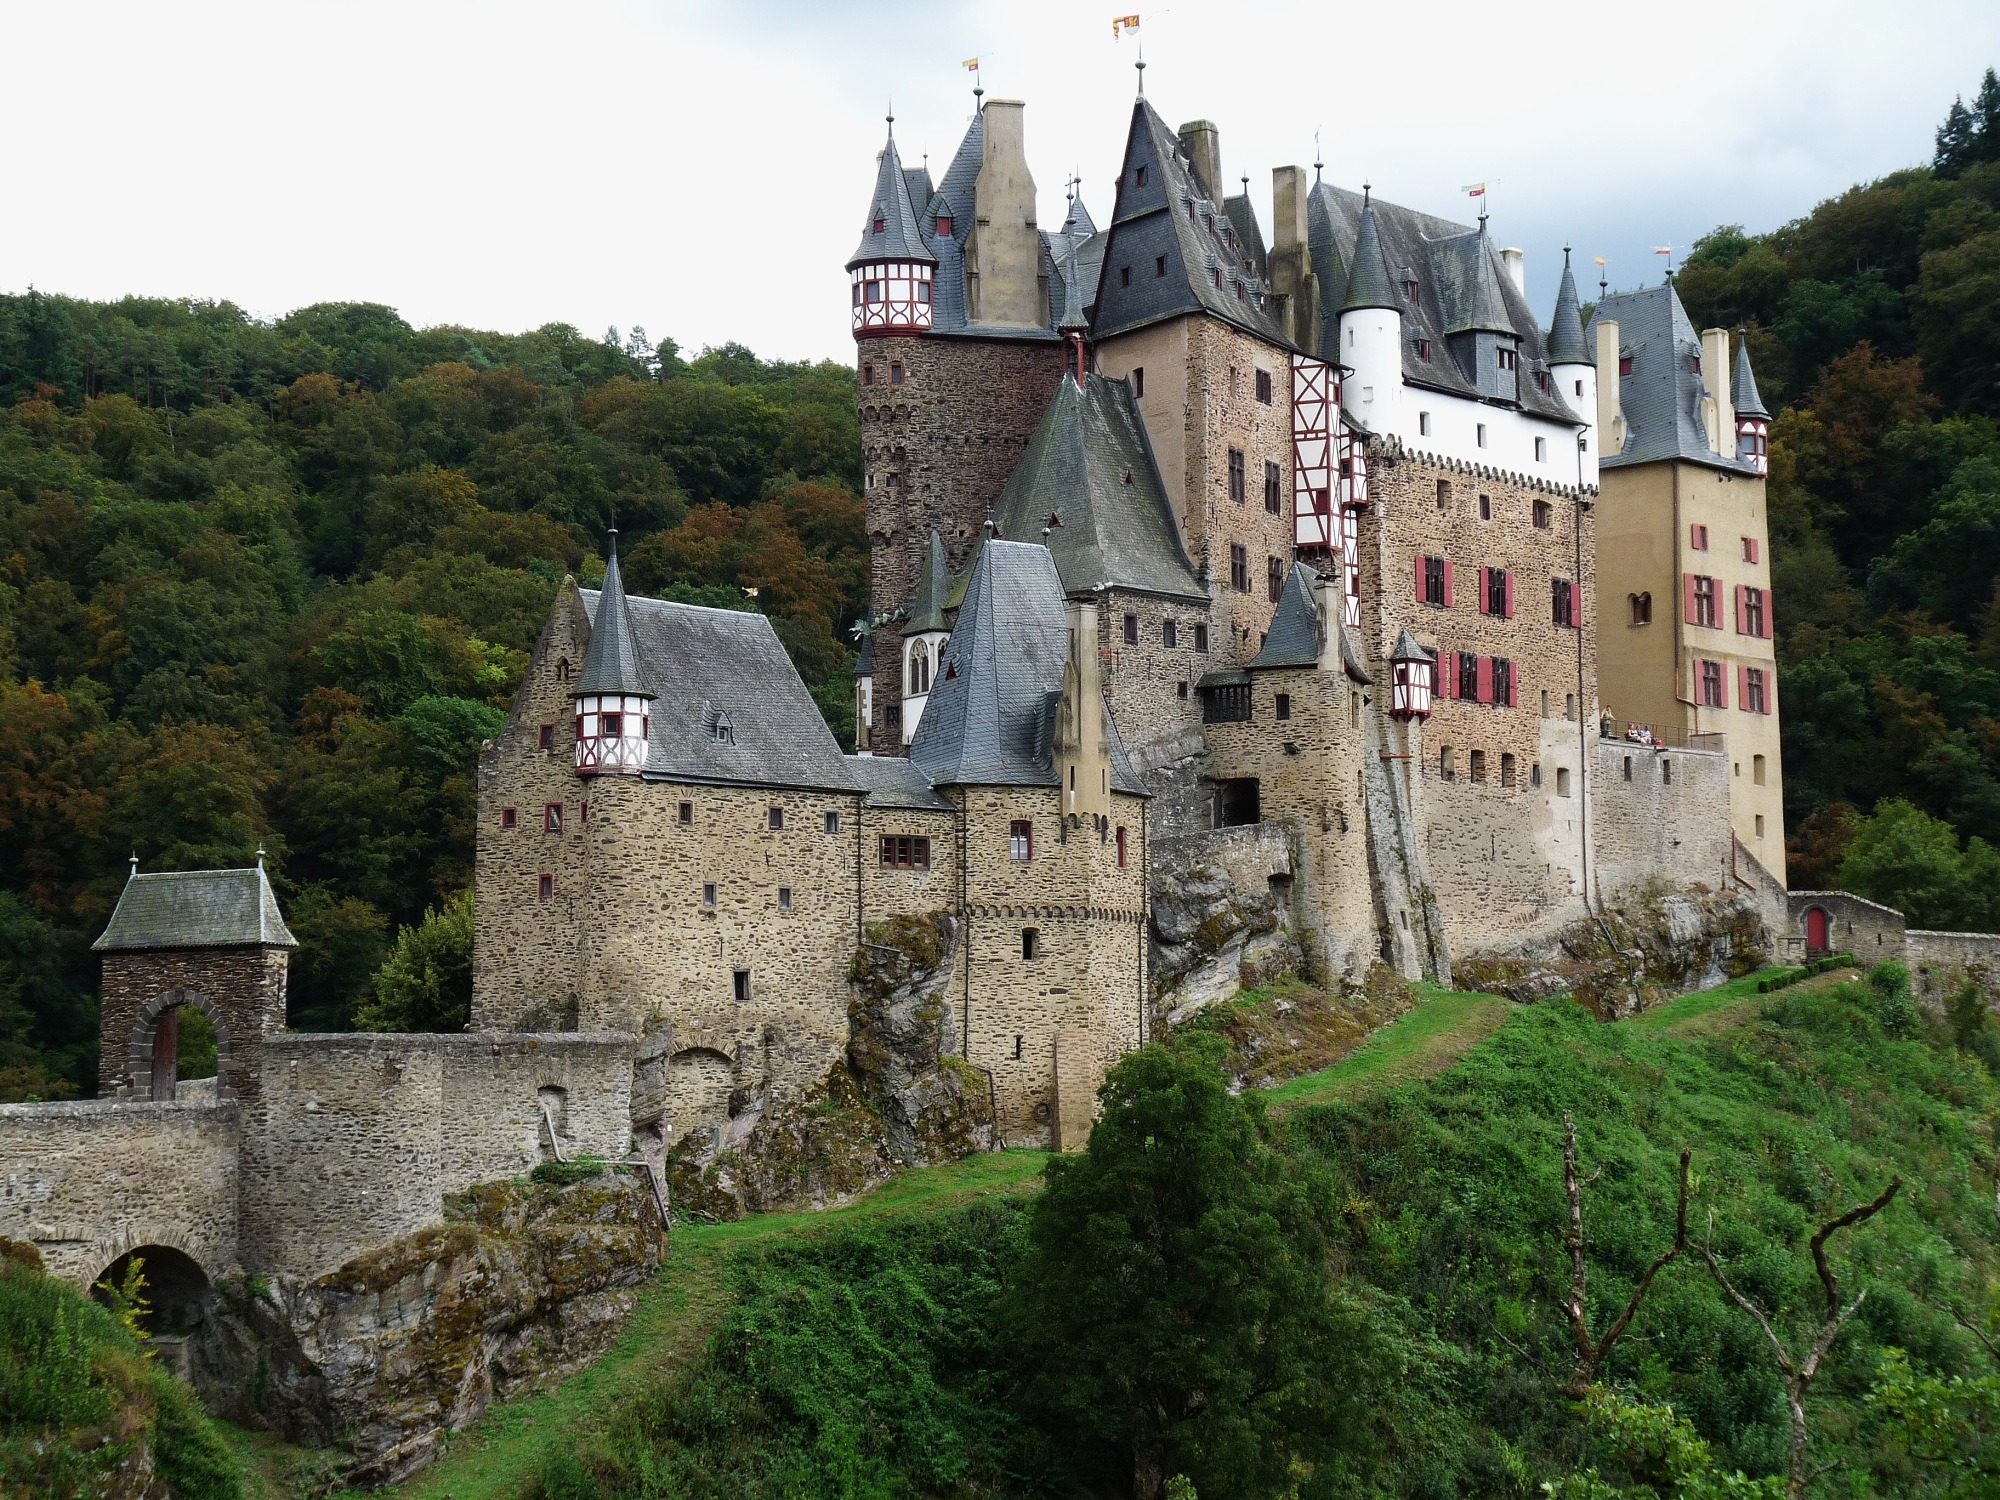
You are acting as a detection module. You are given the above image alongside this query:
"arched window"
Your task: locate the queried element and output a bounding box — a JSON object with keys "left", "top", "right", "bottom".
{"left": 1630, "top": 592, "right": 1652, "bottom": 625}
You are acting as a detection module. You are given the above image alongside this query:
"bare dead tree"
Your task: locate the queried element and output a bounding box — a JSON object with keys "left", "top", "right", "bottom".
{"left": 1701, "top": 1176, "right": 1902, "bottom": 1500}
{"left": 1560, "top": 1113, "right": 1692, "bottom": 1397}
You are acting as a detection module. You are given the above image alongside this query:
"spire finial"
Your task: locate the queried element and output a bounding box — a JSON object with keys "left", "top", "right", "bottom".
{"left": 1135, "top": 55, "right": 1145, "bottom": 96}
{"left": 606, "top": 524, "right": 619, "bottom": 560}
{"left": 255, "top": 842, "right": 266, "bottom": 869}
{"left": 1362, "top": 181, "right": 1371, "bottom": 207}
{"left": 983, "top": 508, "right": 998, "bottom": 536}
{"left": 886, "top": 102, "right": 894, "bottom": 137}
{"left": 1314, "top": 127, "right": 1323, "bottom": 183}
{"left": 1564, "top": 244, "right": 1572, "bottom": 267}
{"left": 128, "top": 850, "right": 138, "bottom": 878}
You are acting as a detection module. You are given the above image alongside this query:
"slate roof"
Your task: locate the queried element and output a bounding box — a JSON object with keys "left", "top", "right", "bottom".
{"left": 854, "top": 630, "right": 873, "bottom": 676}
{"left": 1309, "top": 183, "right": 1579, "bottom": 424}
{"left": 908, "top": 540, "right": 1143, "bottom": 793}
{"left": 848, "top": 128, "right": 934, "bottom": 269}
{"left": 1547, "top": 250, "right": 1590, "bottom": 366}
{"left": 1588, "top": 282, "right": 1759, "bottom": 475}
{"left": 907, "top": 530, "right": 951, "bottom": 634}
{"left": 993, "top": 373, "right": 1205, "bottom": 601}
{"left": 1222, "top": 190, "right": 1268, "bottom": 277}
{"left": 579, "top": 590, "right": 856, "bottom": 792}
{"left": 95, "top": 865, "right": 296, "bottom": 951}
{"left": 921, "top": 109, "right": 983, "bottom": 331}
{"left": 574, "top": 539, "right": 651, "bottom": 698}
{"left": 1340, "top": 191, "right": 1397, "bottom": 313}
{"left": 1733, "top": 336, "right": 1769, "bottom": 418}
{"left": 1089, "top": 98, "right": 1294, "bottom": 348}
{"left": 1247, "top": 562, "right": 1371, "bottom": 683}
{"left": 847, "top": 754, "right": 954, "bottom": 812}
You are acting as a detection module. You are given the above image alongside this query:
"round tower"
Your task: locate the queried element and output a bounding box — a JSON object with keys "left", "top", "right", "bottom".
{"left": 1547, "top": 247, "right": 1597, "bottom": 479}
{"left": 573, "top": 531, "right": 653, "bottom": 775}
{"left": 1338, "top": 186, "right": 1402, "bottom": 430}
{"left": 1732, "top": 331, "right": 1771, "bottom": 476}
{"left": 849, "top": 117, "right": 937, "bottom": 338}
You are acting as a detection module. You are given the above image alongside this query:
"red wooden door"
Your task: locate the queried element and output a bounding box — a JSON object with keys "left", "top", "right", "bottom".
{"left": 1805, "top": 907, "right": 1830, "bottom": 955}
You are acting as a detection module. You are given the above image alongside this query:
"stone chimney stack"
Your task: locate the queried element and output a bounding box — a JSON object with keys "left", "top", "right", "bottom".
{"left": 1499, "top": 247, "right": 1526, "bottom": 296}
{"left": 1056, "top": 599, "right": 1111, "bottom": 820}
{"left": 967, "top": 100, "right": 1044, "bottom": 330}
{"left": 1699, "top": 327, "right": 1735, "bottom": 457}
{"left": 1178, "top": 119, "right": 1223, "bottom": 202}
{"left": 1596, "top": 318, "right": 1627, "bottom": 457}
{"left": 1270, "top": 165, "right": 1322, "bottom": 353}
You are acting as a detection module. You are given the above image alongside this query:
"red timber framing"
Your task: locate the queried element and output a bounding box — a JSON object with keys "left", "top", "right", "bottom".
{"left": 849, "top": 260, "right": 935, "bottom": 335}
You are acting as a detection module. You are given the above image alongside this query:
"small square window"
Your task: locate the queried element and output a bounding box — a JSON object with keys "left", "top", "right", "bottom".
{"left": 825, "top": 810, "right": 841, "bottom": 834}
{"left": 768, "top": 806, "right": 784, "bottom": 830}
{"left": 538, "top": 723, "right": 554, "bottom": 750}
{"left": 538, "top": 874, "right": 553, "bottom": 901}
{"left": 501, "top": 806, "right": 518, "bottom": 830}
{"left": 678, "top": 801, "right": 693, "bottom": 825}
{"left": 544, "top": 803, "right": 562, "bottom": 833}
{"left": 778, "top": 887, "right": 792, "bottom": 910}
{"left": 733, "top": 969, "right": 751, "bottom": 1003}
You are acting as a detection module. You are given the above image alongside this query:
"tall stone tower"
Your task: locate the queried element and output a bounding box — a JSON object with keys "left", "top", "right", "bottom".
{"left": 850, "top": 99, "right": 1069, "bottom": 752}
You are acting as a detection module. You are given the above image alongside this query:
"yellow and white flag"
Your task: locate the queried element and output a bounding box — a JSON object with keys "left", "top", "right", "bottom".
{"left": 1113, "top": 14, "right": 1140, "bottom": 39}
{"left": 962, "top": 57, "right": 980, "bottom": 71}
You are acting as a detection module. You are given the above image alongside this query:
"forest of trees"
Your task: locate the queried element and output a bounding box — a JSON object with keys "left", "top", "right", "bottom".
{"left": 2, "top": 72, "right": 1998, "bottom": 1099}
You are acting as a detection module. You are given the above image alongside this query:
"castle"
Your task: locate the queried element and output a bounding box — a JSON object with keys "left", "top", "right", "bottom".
{"left": 29, "top": 80, "right": 1979, "bottom": 1330}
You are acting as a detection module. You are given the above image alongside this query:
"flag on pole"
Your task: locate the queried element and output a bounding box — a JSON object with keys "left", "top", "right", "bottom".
{"left": 1461, "top": 182, "right": 1487, "bottom": 198}
{"left": 1113, "top": 14, "right": 1140, "bottom": 38}
{"left": 1593, "top": 256, "right": 1606, "bottom": 266}
{"left": 962, "top": 57, "right": 980, "bottom": 71}
{"left": 1652, "top": 246, "right": 1673, "bottom": 256}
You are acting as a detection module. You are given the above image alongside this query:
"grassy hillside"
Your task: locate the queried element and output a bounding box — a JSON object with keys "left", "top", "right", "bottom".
{"left": 292, "top": 968, "right": 1999, "bottom": 1500}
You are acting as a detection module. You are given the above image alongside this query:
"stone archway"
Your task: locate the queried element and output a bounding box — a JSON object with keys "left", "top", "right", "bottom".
{"left": 127, "top": 990, "right": 232, "bottom": 1101}
{"left": 1804, "top": 905, "right": 1831, "bottom": 957}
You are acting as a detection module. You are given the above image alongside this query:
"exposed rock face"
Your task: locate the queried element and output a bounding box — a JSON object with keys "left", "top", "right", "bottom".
{"left": 668, "top": 912, "right": 994, "bottom": 1222}
{"left": 198, "top": 1170, "right": 665, "bottom": 1487}
{"left": 1152, "top": 827, "right": 1301, "bottom": 1024}
{"left": 1454, "top": 885, "right": 1766, "bottom": 1018}
{"left": 1175, "top": 966, "right": 1418, "bottom": 1093}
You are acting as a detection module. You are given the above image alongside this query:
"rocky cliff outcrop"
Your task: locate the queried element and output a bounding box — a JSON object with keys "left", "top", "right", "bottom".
{"left": 668, "top": 912, "right": 994, "bottom": 1222}
{"left": 1152, "top": 826, "right": 1302, "bottom": 1024}
{"left": 1454, "top": 884, "right": 1766, "bottom": 1018}
{"left": 198, "top": 1169, "right": 665, "bottom": 1487}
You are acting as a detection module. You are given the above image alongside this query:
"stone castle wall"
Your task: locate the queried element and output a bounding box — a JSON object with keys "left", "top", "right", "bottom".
{"left": 437, "top": 1033, "right": 636, "bottom": 1192}
{"left": 860, "top": 334, "right": 1068, "bottom": 748}
{"left": 1096, "top": 586, "right": 1213, "bottom": 763}
{"left": 859, "top": 800, "right": 959, "bottom": 918}
{"left": 1781, "top": 891, "right": 1908, "bottom": 962}
{"left": 99, "top": 946, "right": 289, "bottom": 1101}
{"left": 1590, "top": 739, "right": 1735, "bottom": 905}
{"left": 0, "top": 1099, "right": 239, "bottom": 1286}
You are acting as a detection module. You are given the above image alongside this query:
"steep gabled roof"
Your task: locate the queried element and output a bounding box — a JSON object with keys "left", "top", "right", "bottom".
{"left": 1309, "top": 184, "right": 1579, "bottom": 423}
{"left": 1222, "top": 190, "right": 1267, "bottom": 276}
{"left": 847, "top": 754, "right": 953, "bottom": 812}
{"left": 1733, "top": 335, "right": 1770, "bottom": 419}
{"left": 908, "top": 540, "right": 1141, "bottom": 792}
{"left": 1588, "top": 282, "right": 1759, "bottom": 474}
{"left": 1089, "top": 98, "right": 1294, "bottom": 348}
{"left": 1248, "top": 562, "right": 1371, "bottom": 682}
{"left": 1547, "top": 249, "right": 1590, "bottom": 366}
{"left": 579, "top": 590, "right": 855, "bottom": 791}
{"left": 574, "top": 538, "right": 651, "bottom": 699}
{"left": 924, "top": 109, "right": 984, "bottom": 331}
{"left": 993, "top": 373, "right": 1204, "bottom": 600}
{"left": 848, "top": 128, "right": 935, "bottom": 270}
{"left": 95, "top": 864, "right": 296, "bottom": 951}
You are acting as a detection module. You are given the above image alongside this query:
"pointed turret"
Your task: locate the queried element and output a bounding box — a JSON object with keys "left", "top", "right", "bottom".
{"left": 1547, "top": 247, "right": 1590, "bottom": 367}
{"left": 1340, "top": 188, "right": 1397, "bottom": 312}
{"left": 848, "top": 119, "right": 937, "bottom": 337}
{"left": 574, "top": 531, "right": 654, "bottom": 775}
{"left": 1338, "top": 187, "right": 1403, "bottom": 428}
{"left": 1387, "top": 628, "right": 1436, "bottom": 721}
{"left": 1733, "top": 332, "right": 1771, "bottom": 474}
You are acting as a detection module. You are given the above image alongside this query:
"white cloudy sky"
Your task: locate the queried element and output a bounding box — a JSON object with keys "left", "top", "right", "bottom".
{"left": 5, "top": 1, "right": 1996, "bottom": 365}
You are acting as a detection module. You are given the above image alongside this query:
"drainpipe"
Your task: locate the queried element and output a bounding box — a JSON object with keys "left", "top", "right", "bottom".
{"left": 1574, "top": 430, "right": 1592, "bottom": 915}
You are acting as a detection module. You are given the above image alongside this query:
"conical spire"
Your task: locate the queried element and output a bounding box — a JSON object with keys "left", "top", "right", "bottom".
{"left": 1341, "top": 185, "right": 1398, "bottom": 313}
{"left": 1732, "top": 333, "right": 1769, "bottom": 419}
{"left": 906, "top": 530, "right": 951, "bottom": 635}
{"left": 847, "top": 121, "right": 936, "bottom": 270}
{"left": 1547, "top": 246, "right": 1590, "bottom": 365}
{"left": 576, "top": 531, "right": 653, "bottom": 699}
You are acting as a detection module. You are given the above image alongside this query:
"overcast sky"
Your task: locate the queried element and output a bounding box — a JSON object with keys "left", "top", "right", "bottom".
{"left": 6, "top": 1, "right": 1997, "bottom": 366}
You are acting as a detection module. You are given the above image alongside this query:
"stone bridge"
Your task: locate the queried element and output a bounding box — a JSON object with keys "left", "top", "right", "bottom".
{"left": 0, "top": 1098, "right": 241, "bottom": 1291}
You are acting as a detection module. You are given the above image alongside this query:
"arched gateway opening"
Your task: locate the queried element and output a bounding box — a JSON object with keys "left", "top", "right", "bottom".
{"left": 129, "top": 991, "right": 228, "bottom": 1101}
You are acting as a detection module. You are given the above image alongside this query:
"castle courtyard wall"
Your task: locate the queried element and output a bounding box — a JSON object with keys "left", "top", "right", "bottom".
{"left": 437, "top": 1033, "right": 635, "bottom": 1193}
{"left": 1589, "top": 739, "right": 1734, "bottom": 905}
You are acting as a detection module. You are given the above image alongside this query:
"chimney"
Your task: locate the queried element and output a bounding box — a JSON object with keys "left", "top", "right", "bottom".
{"left": 1270, "top": 165, "right": 1322, "bottom": 352}
{"left": 1056, "top": 600, "right": 1111, "bottom": 820}
{"left": 1595, "top": 318, "right": 1626, "bottom": 456}
{"left": 1498, "top": 247, "right": 1526, "bottom": 297}
{"left": 1700, "top": 327, "right": 1734, "bottom": 457}
{"left": 1178, "top": 119, "right": 1223, "bottom": 202}
{"left": 966, "top": 100, "right": 1044, "bottom": 330}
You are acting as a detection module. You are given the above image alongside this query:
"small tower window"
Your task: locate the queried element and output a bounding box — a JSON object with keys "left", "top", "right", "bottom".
{"left": 768, "top": 806, "right": 784, "bottom": 831}
{"left": 1120, "top": 266, "right": 1132, "bottom": 288}
{"left": 825, "top": 810, "right": 842, "bottom": 834}
{"left": 1124, "top": 613, "right": 1139, "bottom": 645}
{"left": 1630, "top": 592, "right": 1652, "bottom": 625}
{"left": 1479, "top": 494, "right": 1492, "bottom": 521}
{"left": 862, "top": 365, "right": 875, "bottom": 386}
{"left": 1275, "top": 692, "right": 1291, "bottom": 721}
{"left": 538, "top": 874, "right": 554, "bottom": 901}
{"left": 1255, "top": 369, "right": 1273, "bottom": 404}
{"left": 702, "top": 883, "right": 717, "bottom": 907}
{"left": 601, "top": 712, "right": 621, "bottom": 736}
{"left": 1022, "top": 928, "right": 1039, "bottom": 960}
{"left": 1534, "top": 500, "right": 1552, "bottom": 529}
{"left": 1014, "top": 1035, "right": 1024, "bottom": 1059}
{"left": 1531, "top": 763, "right": 1543, "bottom": 788}
{"left": 935, "top": 213, "right": 952, "bottom": 235}
{"left": 1535, "top": 437, "right": 1547, "bottom": 461}
{"left": 733, "top": 970, "right": 751, "bottom": 1003}
{"left": 712, "top": 711, "right": 734, "bottom": 745}
{"left": 1477, "top": 423, "right": 1489, "bottom": 448}
{"left": 1135, "top": 165, "right": 1147, "bottom": 186}
{"left": 889, "top": 362, "right": 905, "bottom": 385}
{"left": 1162, "top": 620, "right": 1178, "bottom": 648}
{"left": 1194, "top": 624, "right": 1209, "bottom": 653}
{"left": 1557, "top": 767, "right": 1573, "bottom": 797}
{"left": 678, "top": 801, "right": 694, "bottom": 825}
{"left": 1418, "top": 410, "right": 1431, "bottom": 435}
{"left": 545, "top": 803, "right": 563, "bottom": 833}
{"left": 778, "top": 887, "right": 792, "bottom": 910}
{"left": 1132, "top": 367, "right": 1145, "bottom": 396}
{"left": 501, "top": 807, "right": 518, "bottom": 830}
{"left": 1155, "top": 255, "right": 1166, "bottom": 277}
{"left": 1117, "top": 826, "right": 1128, "bottom": 868}
{"left": 539, "top": 723, "right": 555, "bottom": 749}
{"left": 1009, "top": 820, "right": 1033, "bottom": 861}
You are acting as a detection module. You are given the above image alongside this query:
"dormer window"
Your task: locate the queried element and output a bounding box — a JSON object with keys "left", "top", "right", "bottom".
{"left": 873, "top": 216, "right": 885, "bottom": 233}
{"left": 1135, "top": 165, "right": 1147, "bottom": 187}
{"left": 1497, "top": 348, "right": 1518, "bottom": 372}
{"left": 1403, "top": 279, "right": 1419, "bottom": 302}
{"left": 1620, "top": 355, "right": 1634, "bottom": 376}
{"left": 711, "top": 711, "right": 734, "bottom": 745}
{"left": 935, "top": 213, "right": 952, "bottom": 236}
{"left": 1535, "top": 369, "right": 1550, "bottom": 393}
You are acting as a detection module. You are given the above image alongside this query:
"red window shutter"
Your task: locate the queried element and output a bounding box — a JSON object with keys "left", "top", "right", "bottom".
{"left": 1761, "top": 592, "right": 1773, "bottom": 640}
{"left": 1508, "top": 670, "right": 1518, "bottom": 708}
{"left": 1416, "top": 556, "right": 1427, "bottom": 603}
{"left": 1716, "top": 661, "right": 1729, "bottom": 709}
{"left": 1479, "top": 567, "right": 1491, "bottom": 616}
{"left": 1683, "top": 572, "right": 1698, "bottom": 625}
{"left": 1476, "top": 656, "right": 1493, "bottom": 704}
{"left": 1443, "top": 560, "right": 1455, "bottom": 607}
{"left": 1734, "top": 584, "right": 1746, "bottom": 635}
{"left": 1737, "top": 664, "right": 1749, "bottom": 710}
{"left": 1503, "top": 571, "right": 1515, "bottom": 619}
{"left": 1764, "top": 671, "right": 1776, "bottom": 715}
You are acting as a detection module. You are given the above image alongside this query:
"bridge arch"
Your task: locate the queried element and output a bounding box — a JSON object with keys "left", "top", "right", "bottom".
{"left": 90, "top": 1241, "right": 217, "bottom": 1340}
